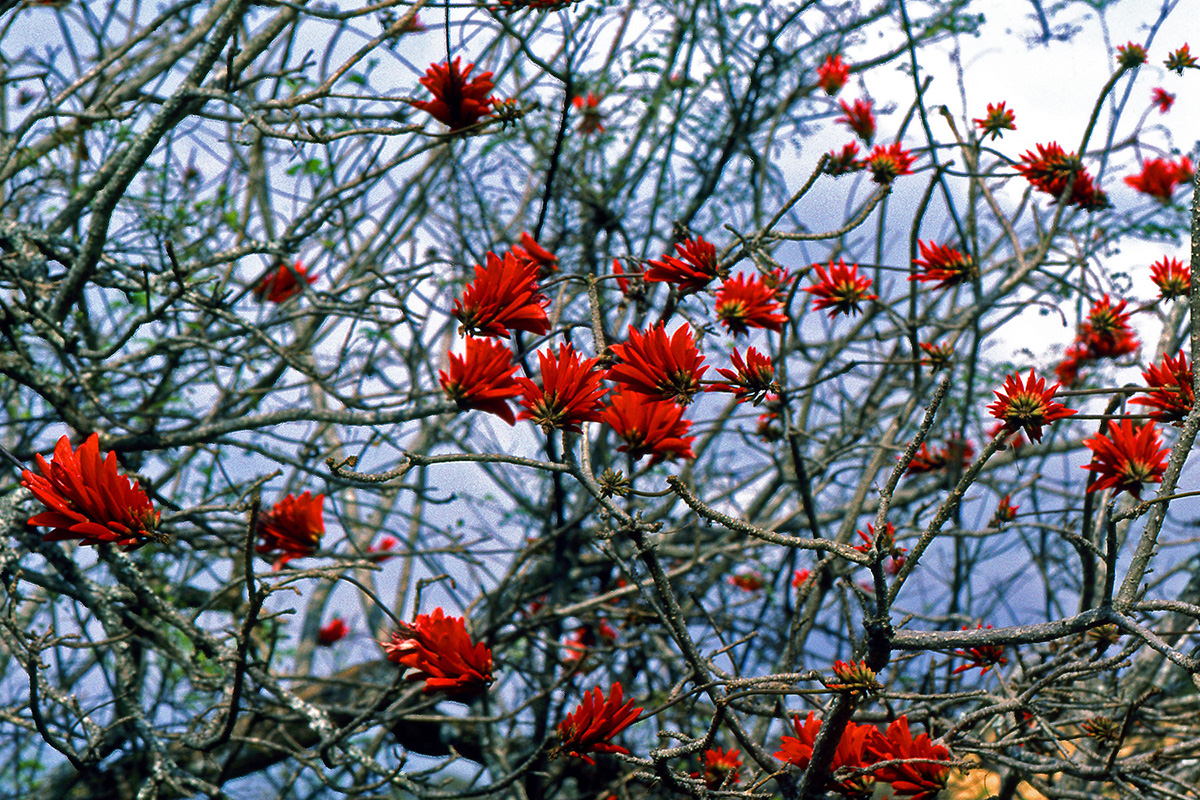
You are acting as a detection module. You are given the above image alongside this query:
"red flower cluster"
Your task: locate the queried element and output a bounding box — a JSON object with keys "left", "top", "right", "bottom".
{"left": 729, "top": 569, "right": 765, "bottom": 592}
{"left": 1080, "top": 294, "right": 1139, "bottom": 359}
{"left": 383, "top": 607, "right": 494, "bottom": 697}
{"left": 509, "top": 231, "right": 558, "bottom": 276}
{"left": 804, "top": 258, "right": 877, "bottom": 318}
{"left": 555, "top": 682, "right": 642, "bottom": 764}
{"left": 776, "top": 712, "right": 879, "bottom": 797}
{"left": 562, "top": 620, "right": 618, "bottom": 666}
{"left": 826, "top": 142, "right": 864, "bottom": 176}
{"left": 453, "top": 251, "right": 551, "bottom": 339}
{"left": 607, "top": 324, "right": 707, "bottom": 405}
{"left": 792, "top": 568, "right": 812, "bottom": 588}
{"left": 21, "top": 433, "right": 163, "bottom": 548}
{"left": 317, "top": 617, "right": 348, "bottom": 646}
{"left": 973, "top": 101, "right": 1016, "bottom": 140}
{"left": 572, "top": 91, "right": 605, "bottom": 134}
{"left": 699, "top": 747, "right": 742, "bottom": 789}
{"left": 987, "top": 369, "right": 1076, "bottom": 442}
{"left": 1150, "top": 256, "right": 1190, "bottom": 300}
{"left": 644, "top": 236, "right": 721, "bottom": 293}
{"left": 919, "top": 341, "right": 953, "bottom": 372}
{"left": 715, "top": 272, "right": 787, "bottom": 336}
{"left": 906, "top": 438, "right": 974, "bottom": 475}
{"left": 869, "top": 716, "right": 953, "bottom": 800}
{"left": 1015, "top": 142, "right": 1108, "bottom": 211}
{"left": 910, "top": 240, "right": 975, "bottom": 289}
{"left": 1123, "top": 156, "right": 1193, "bottom": 203}
{"left": 708, "top": 347, "right": 777, "bottom": 405}
{"left": 253, "top": 259, "right": 317, "bottom": 303}
{"left": 837, "top": 98, "right": 876, "bottom": 144}
{"left": 409, "top": 58, "right": 495, "bottom": 131}
{"left": 991, "top": 494, "right": 1019, "bottom": 526}
{"left": 1152, "top": 87, "right": 1176, "bottom": 113}
{"left": 817, "top": 54, "right": 850, "bottom": 95}
{"left": 256, "top": 491, "right": 325, "bottom": 569}
{"left": 1165, "top": 43, "right": 1198, "bottom": 74}
{"left": 953, "top": 624, "right": 1008, "bottom": 675}
{"left": 516, "top": 343, "right": 607, "bottom": 433}
{"left": 863, "top": 142, "right": 915, "bottom": 184}
{"left": 439, "top": 336, "right": 522, "bottom": 424}
{"left": 1132, "top": 350, "right": 1194, "bottom": 423}
{"left": 1117, "top": 41, "right": 1148, "bottom": 68}
{"left": 601, "top": 390, "right": 695, "bottom": 463}
{"left": 1082, "top": 418, "right": 1169, "bottom": 498}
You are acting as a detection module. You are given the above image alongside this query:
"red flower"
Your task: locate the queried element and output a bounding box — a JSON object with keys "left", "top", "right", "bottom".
{"left": 20, "top": 433, "right": 163, "bottom": 548}
{"left": 825, "top": 142, "right": 864, "bottom": 176}
{"left": 439, "top": 336, "right": 523, "bottom": 425}
{"left": 1117, "top": 41, "right": 1148, "bottom": 68}
{"left": 367, "top": 534, "right": 399, "bottom": 563}
{"left": 836, "top": 98, "right": 875, "bottom": 144}
{"left": 644, "top": 236, "right": 721, "bottom": 294}
{"left": 572, "top": 91, "right": 605, "bottom": 134}
{"left": 910, "top": 240, "right": 975, "bottom": 289}
{"left": 973, "top": 101, "right": 1016, "bottom": 140}
{"left": 803, "top": 258, "right": 877, "bottom": 318}
{"left": 1166, "top": 43, "right": 1198, "bottom": 74}
{"left": 1132, "top": 350, "right": 1194, "bottom": 423}
{"left": 729, "top": 569, "right": 765, "bottom": 592}
{"left": 828, "top": 659, "right": 882, "bottom": 693}
{"left": 452, "top": 251, "right": 551, "bottom": 339}
{"left": 853, "top": 522, "right": 896, "bottom": 554}
{"left": 906, "top": 439, "right": 973, "bottom": 475}
{"left": 1082, "top": 418, "right": 1169, "bottom": 498}
{"left": 817, "top": 53, "right": 850, "bottom": 95}
{"left": 952, "top": 624, "right": 1007, "bottom": 675}
{"left": 318, "top": 617, "right": 349, "bottom": 646}
{"left": 383, "top": 608, "right": 493, "bottom": 697}
{"left": 919, "top": 341, "right": 953, "bottom": 372}
{"left": 991, "top": 494, "right": 1019, "bottom": 525}
{"left": 986, "top": 368, "right": 1077, "bottom": 442}
{"left": 1080, "top": 294, "right": 1139, "bottom": 359}
{"left": 1152, "top": 87, "right": 1176, "bottom": 113}
{"left": 606, "top": 323, "right": 707, "bottom": 405}
{"left": 510, "top": 231, "right": 558, "bottom": 276}
{"left": 253, "top": 259, "right": 317, "bottom": 303}
{"left": 256, "top": 491, "right": 325, "bottom": 569}
{"left": 601, "top": 390, "right": 696, "bottom": 463}
{"left": 868, "top": 716, "right": 951, "bottom": 800}
{"left": 409, "top": 58, "right": 495, "bottom": 131}
{"left": 611, "top": 258, "right": 634, "bottom": 297}
{"left": 1055, "top": 341, "right": 1093, "bottom": 387}
{"left": 863, "top": 142, "right": 915, "bottom": 184}
{"left": 792, "top": 568, "right": 812, "bottom": 588}
{"left": 1150, "top": 256, "right": 1190, "bottom": 300}
{"left": 715, "top": 272, "right": 788, "bottom": 336}
{"left": 708, "top": 346, "right": 777, "bottom": 405}
{"left": 1015, "top": 142, "right": 1109, "bottom": 210}
{"left": 516, "top": 343, "right": 607, "bottom": 433}
{"left": 1123, "top": 156, "right": 1194, "bottom": 203}
{"left": 700, "top": 747, "right": 742, "bottom": 789}
{"left": 775, "top": 712, "right": 880, "bottom": 797}
{"left": 555, "top": 682, "right": 642, "bottom": 764}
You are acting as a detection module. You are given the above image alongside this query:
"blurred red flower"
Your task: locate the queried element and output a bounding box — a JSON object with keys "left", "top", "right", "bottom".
{"left": 836, "top": 98, "right": 875, "bottom": 144}
{"left": 601, "top": 390, "right": 695, "bottom": 463}
{"left": 453, "top": 251, "right": 551, "bottom": 339}
{"left": 1083, "top": 418, "right": 1168, "bottom": 498}
{"left": 1117, "top": 41, "right": 1147, "bottom": 68}
{"left": 792, "top": 568, "right": 812, "bottom": 588}
{"left": 253, "top": 259, "right": 317, "bottom": 303}
{"left": 729, "top": 569, "right": 764, "bottom": 592}
{"left": 868, "top": 716, "right": 952, "bottom": 800}
{"left": 1132, "top": 350, "right": 1194, "bottom": 424}
{"left": 409, "top": 57, "right": 495, "bottom": 131}
{"left": 825, "top": 142, "right": 863, "bottom": 176}
{"left": 775, "top": 712, "right": 880, "bottom": 797}
{"left": 716, "top": 272, "right": 787, "bottom": 336}
{"left": 910, "top": 240, "right": 975, "bottom": 289}
{"left": 973, "top": 101, "right": 1016, "bottom": 140}
{"left": 383, "top": 607, "right": 493, "bottom": 697}
{"left": 317, "top": 617, "right": 348, "bottom": 646}
{"left": 644, "top": 236, "right": 721, "bottom": 294}
{"left": 257, "top": 491, "right": 325, "bottom": 570}
{"left": 953, "top": 623, "right": 1007, "bottom": 675}
{"left": 572, "top": 91, "right": 605, "bottom": 134}
{"left": 700, "top": 747, "right": 742, "bottom": 789}
{"left": 919, "top": 341, "right": 953, "bottom": 372}
{"left": 510, "top": 231, "right": 558, "bottom": 276}
{"left": 21, "top": 433, "right": 163, "bottom": 548}
{"left": 1015, "top": 142, "right": 1109, "bottom": 210}
{"left": 991, "top": 494, "right": 1019, "bottom": 526}
{"left": 987, "top": 368, "right": 1076, "bottom": 442}
{"left": 708, "top": 346, "right": 776, "bottom": 405}
{"left": 906, "top": 438, "right": 973, "bottom": 475}
{"left": 1123, "top": 156, "right": 1193, "bottom": 203}
{"left": 367, "top": 534, "right": 399, "bottom": 563}
{"left": 1150, "top": 256, "right": 1190, "bottom": 300}
{"left": 863, "top": 142, "right": 914, "bottom": 184}
{"left": 516, "top": 343, "right": 608, "bottom": 433}
{"left": 1151, "top": 87, "right": 1176, "bottom": 113}
{"left": 606, "top": 323, "right": 707, "bottom": 405}
{"left": 555, "top": 682, "right": 642, "bottom": 765}
{"left": 1080, "top": 294, "right": 1139, "bottom": 359}
{"left": 817, "top": 53, "right": 850, "bottom": 95}
{"left": 803, "top": 258, "right": 877, "bottom": 318}
{"left": 1165, "top": 43, "right": 1198, "bottom": 74}
{"left": 439, "top": 336, "right": 523, "bottom": 425}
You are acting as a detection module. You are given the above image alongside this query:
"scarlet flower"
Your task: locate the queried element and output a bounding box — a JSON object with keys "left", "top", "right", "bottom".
{"left": 708, "top": 346, "right": 777, "bottom": 405}
{"left": 729, "top": 569, "right": 764, "bottom": 592}
{"left": 1152, "top": 87, "right": 1176, "bottom": 113}
{"left": 1132, "top": 350, "right": 1194, "bottom": 423}
{"left": 973, "top": 101, "right": 1016, "bottom": 140}
{"left": 715, "top": 272, "right": 788, "bottom": 336}
{"left": 452, "top": 251, "right": 551, "bottom": 339}
{"left": 775, "top": 712, "right": 880, "bottom": 797}
{"left": 910, "top": 240, "right": 975, "bottom": 289}
{"left": 256, "top": 491, "right": 325, "bottom": 569}
{"left": 700, "top": 747, "right": 742, "bottom": 789}
{"left": 803, "top": 258, "right": 877, "bottom": 318}
{"left": 836, "top": 98, "right": 875, "bottom": 144}
{"left": 20, "top": 433, "right": 163, "bottom": 548}
{"left": 918, "top": 341, "right": 953, "bottom": 372}
{"left": 606, "top": 323, "right": 707, "bottom": 405}
{"left": 1117, "top": 41, "right": 1148, "bottom": 68}
{"left": 555, "top": 682, "right": 642, "bottom": 764}
{"left": 828, "top": 659, "right": 882, "bottom": 693}
{"left": 510, "top": 231, "right": 558, "bottom": 276}
{"left": 572, "top": 91, "right": 605, "bottom": 134}
{"left": 1054, "top": 341, "right": 1093, "bottom": 387}
{"left": 868, "top": 716, "right": 951, "bottom": 800}
{"left": 952, "top": 624, "right": 1007, "bottom": 675}
{"left": 817, "top": 53, "right": 850, "bottom": 95}
{"left": 1150, "top": 256, "right": 1190, "bottom": 300}
{"left": 253, "top": 259, "right": 317, "bottom": 303}
{"left": 383, "top": 608, "right": 493, "bottom": 697}
{"left": 1015, "top": 142, "right": 1109, "bottom": 210}
{"left": 906, "top": 439, "right": 973, "bottom": 475}
{"left": 792, "top": 568, "right": 812, "bottom": 588}
{"left": 516, "top": 343, "right": 607, "bottom": 433}
{"left": 601, "top": 390, "right": 696, "bottom": 463}
{"left": 409, "top": 57, "right": 495, "bottom": 131}
{"left": 863, "top": 142, "right": 915, "bottom": 184}
{"left": 825, "top": 142, "right": 864, "bottom": 176}
{"left": 317, "top": 617, "right": 349, "bottom": 646}
{"left": 439, "top": 336, "right": 523, "bottom": 425}
{"left": 1123, "top": 156, "right": 1194, "bottom": 203}
{"left": 1165, "top": 43, "right": 1198, "bottom": 75}
{"left": 987, "top": 368, "right": 1076, "bottom": 442}
{"left": 611, "top": 258, "right": 634, "bottom": 297}
{"left": 367, "top": 534, "right": 399, "bottom": 563}
{"left": 644, "top": 236, "right": 721, "bottom": 294}
{"left": 1080, "top": 294, "right": 1139, "bottom": 359}
{"left": 991, "top": 494, "right": 1019, "bottom": 526}
{"left": 853, "top": 522, "right": 896, "bottom": 554}
{"left": 1083, "top": 417, "right": 1169, "bottom": 498}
